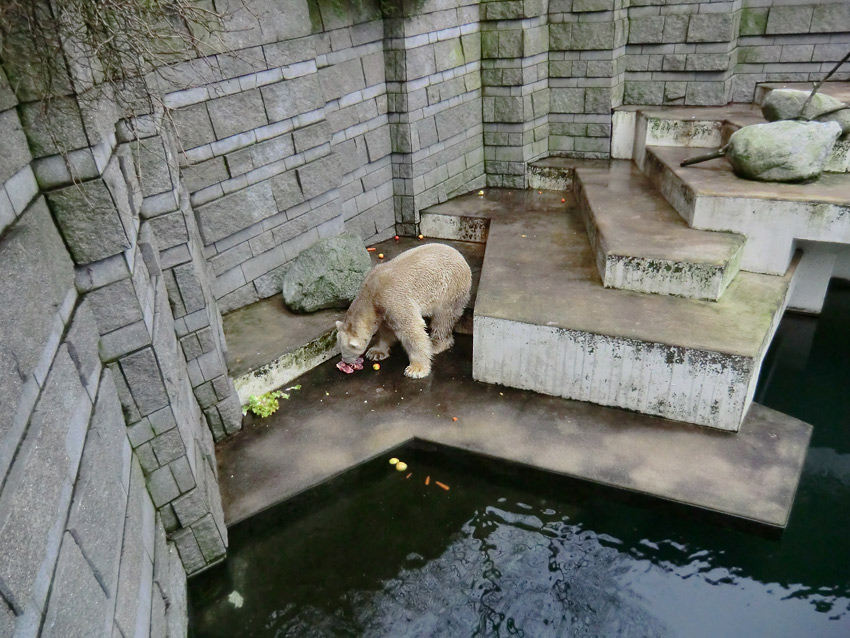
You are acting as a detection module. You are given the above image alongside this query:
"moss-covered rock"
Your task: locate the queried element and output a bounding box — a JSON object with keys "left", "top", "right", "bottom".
{"left": 726, "top": 120, "right": 842, "bottom": 183}
{"left": 281, "top": 232, "right": 371, "bottom": 313}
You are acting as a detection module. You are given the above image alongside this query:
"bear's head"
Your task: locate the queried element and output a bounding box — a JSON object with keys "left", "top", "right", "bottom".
{"left": 335, "top": 320, "right": 368, "bottom": 364}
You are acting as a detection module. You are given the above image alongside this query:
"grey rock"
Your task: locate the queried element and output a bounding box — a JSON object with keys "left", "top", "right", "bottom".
{"left": 86, "top": 278, "right": 144, "bottom": 335}
{"left": 281, "top": 232, "right": 371, "bottom": 313}
{"left": 195, "top": 180, "right": 278, "bottom": 244}
{"left": 726, "top": 120, "right": 842, "bottom": 183}
{"left": 761, "top": 89, "right": 850, "bottom": 136}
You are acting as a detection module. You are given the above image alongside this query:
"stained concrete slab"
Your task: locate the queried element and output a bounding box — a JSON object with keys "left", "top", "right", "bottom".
{"left": 216, "top": 336, "right": 812, "bottom": 529}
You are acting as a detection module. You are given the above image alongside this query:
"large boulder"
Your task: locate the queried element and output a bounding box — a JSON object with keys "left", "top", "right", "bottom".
{"left": 761, "top": 89, "right": 850, "bottom": 136}
{"left": 281, "top": 233, "right": 372, "bottom": 313}
{"left": 726, "top": 120, "right": 842, "bottom": 183}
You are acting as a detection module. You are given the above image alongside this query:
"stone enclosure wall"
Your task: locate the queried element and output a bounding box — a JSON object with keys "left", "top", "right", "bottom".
{"left": 0, "top": 0, "right": 848, "bottom": 636}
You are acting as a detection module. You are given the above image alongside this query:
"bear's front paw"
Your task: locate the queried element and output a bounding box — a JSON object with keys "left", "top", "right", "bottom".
{"left": 404, "top": 363, "right": 431, "bottom": 378}
{"left": 366, "top": 346, "right": 391, "bottom": 361}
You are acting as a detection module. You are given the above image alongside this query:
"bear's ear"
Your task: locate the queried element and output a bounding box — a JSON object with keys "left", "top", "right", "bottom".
{"left": 335, "top": 320, "right": 343, "bottom": 330}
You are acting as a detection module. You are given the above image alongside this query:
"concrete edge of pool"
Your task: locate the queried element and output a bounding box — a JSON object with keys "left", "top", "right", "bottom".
{"left": 215, "top": 336, "right": 812, "bottom": 531}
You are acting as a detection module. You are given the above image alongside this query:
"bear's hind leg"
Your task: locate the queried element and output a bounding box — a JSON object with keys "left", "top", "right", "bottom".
{"left": 430, "top": 288, "right": 470, "bottom": 354}
{"left": 366, "top": 322, "right": 396, "bottom": 361}
{"left": 388, "top": 310, "right": 432, "bottom": 378}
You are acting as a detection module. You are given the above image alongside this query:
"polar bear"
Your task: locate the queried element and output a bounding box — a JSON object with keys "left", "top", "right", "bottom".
{"left": 335, "top": 243, "right": 472, "bottom": 378}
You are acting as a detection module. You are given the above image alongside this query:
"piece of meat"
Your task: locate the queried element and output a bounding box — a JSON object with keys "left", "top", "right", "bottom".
{"left": 336, "top": 357, "right": 365, "bottom": 374}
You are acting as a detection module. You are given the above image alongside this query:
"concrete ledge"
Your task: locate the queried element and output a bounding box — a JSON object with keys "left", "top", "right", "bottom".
{"left": 645, "top": 146, "right": 850, "bottom": 275}
{"left": 575, "top": 161, "right": 745, "bottom": 300}
{"left": 216, "top": 337, "right": 812, "bottom": 529}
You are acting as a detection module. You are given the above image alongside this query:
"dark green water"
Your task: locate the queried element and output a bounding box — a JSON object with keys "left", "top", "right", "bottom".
{"left": 189, "top": 281, "right": 850, "bottom": 638}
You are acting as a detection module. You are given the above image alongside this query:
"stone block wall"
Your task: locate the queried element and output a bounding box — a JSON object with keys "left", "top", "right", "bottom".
{"left": 0, "top": 89, "right": 191, "bottom": 636}
{"left": 166, "top": 0, "right": 397, "bottom": 313}
{"left": 732, "top": 1, "right": 850, "bottom": 102}
{"left": 549, "top": 0, "right": 628, "bottom": 159}
{"left": 482, "top": 0, "right": 551, "bottom": 185}
{"left": 386, "top": 0, "right": 487, "bottom": 230}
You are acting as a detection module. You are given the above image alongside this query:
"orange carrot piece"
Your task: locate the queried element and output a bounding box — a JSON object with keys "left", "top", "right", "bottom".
{"left": 425, "top": 476, "right": 430, "bottom": 485}
{"left": 367, "top": 247, "right": 376, "bottom": 252}
{"left": 436, "top": 481, "right": 450, "bottom": 491}
{"left": 405, "top": 473, "right": 412, "bottom": 479}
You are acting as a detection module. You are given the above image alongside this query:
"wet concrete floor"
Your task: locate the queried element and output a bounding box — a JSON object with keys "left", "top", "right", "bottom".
{"left": 216, "top": 335, "right": 811, "bottom": 529}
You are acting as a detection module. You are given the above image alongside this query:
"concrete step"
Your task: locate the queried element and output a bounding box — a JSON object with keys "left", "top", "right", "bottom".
{"left": 574, "top": 161, "right": 745, "bottom": 301}
{"left": 223, "top": 237, "right": 484, "bottom": 403}
{"left": 614, "top": 94, "right": 850, "bottom": 174}
{"left": 643, "top": 145, "right": 850, "bottom": 276}
{"left": 436, "top": 189, "right": 799, "bottom": 431}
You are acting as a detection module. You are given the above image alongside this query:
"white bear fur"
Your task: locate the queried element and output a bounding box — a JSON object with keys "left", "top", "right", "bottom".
{"left": 335, "top": 243, "right": 472, "bottom": 378}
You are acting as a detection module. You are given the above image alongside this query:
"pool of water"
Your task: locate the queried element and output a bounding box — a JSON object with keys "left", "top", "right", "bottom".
{"left": 189, "top": 281, "right": 850, "bottom": 638}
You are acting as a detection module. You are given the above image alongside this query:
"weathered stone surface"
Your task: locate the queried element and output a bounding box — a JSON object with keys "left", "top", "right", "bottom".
{"left": 191, "top": 513, "right": 227, "bottom": 562}
{"left": 726, "top": 120, "right": 842, "bottom": 183}
{"left": 295, "top": 153, "right": 342, "bottom": 200}
{"left": 195, "top": 181, "right": 278, "bottom": 244}
{"left": 262, "top": 74, "right": 323, "bottom": 122}
{"left": 762, "top": 89, "right": 850, "bottom": 136}
{"left": 41, "top": 533, "right": 110, "bottom": 638}
{"left": 114, "top": 457, "right": 155, "bottom": 638}
{"left": 207, "top": 88, "right": 268, "bottom": 140}
{"left": 0, "top": 108, "right": 31, "bottom": 183}
{"left": 0, "top": 346, "right": 91, "bottom": 621}
{"left": 281, "top": 232, "right": 370, "bottom": 313}
{"left": 0, "top": 198, "right": 75, "bottom": 477}
{"left": 46, "top": 178, "right": 131, "bottom": 264}
{"left": 120, "top": 347, "right": 169, "bottom": 416}
{"left": 86, "top": 278, "right": 144, "bottom": 335}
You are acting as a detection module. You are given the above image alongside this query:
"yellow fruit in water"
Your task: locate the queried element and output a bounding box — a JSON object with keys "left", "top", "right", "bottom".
{"left": 389, "top": 457, "right": 399, "bottom": 465}
{"left": 396, "top": 462, "right": 408, "bottom": 471}
{"left": 478, "top": 190, "right": 484, "bottom": 196}
{"left": 373, "top": 363, "right": 381, "bottom": 370}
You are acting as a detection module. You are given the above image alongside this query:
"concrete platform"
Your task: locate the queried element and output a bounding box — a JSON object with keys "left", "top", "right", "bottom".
{"left": 215, "top": 336, "right": 812, "bottom": 529}
{"left": 223, "top": 237, "right": 484, "bottom": 402}
{"left": 645, "top": 146, "right": 850, "bottom": 275}
{"left": 468, "top": 189, "right": 795, "bottom": 430}
{"left": 574, "top": 161, "right": 745, "bottom": 300}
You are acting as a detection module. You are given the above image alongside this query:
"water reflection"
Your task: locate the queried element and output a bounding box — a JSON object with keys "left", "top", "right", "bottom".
{"left": 190, "top": 283, "right": 850, "bottom": 637}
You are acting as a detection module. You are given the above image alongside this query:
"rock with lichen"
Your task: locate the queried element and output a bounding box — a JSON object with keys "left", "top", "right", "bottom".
{"left": 726, "top": 120, "right": 842, "bottom": 182}
{"left": 761, "top": 89, "right": 850, "bottom": 136}
{"left": 282, "top": 233, "right": 372, "bottom": 313}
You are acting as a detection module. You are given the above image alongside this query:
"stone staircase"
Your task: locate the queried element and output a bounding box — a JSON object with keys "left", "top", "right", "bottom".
{"left": 422, "top": 83, "right": 850, "bottom": 432}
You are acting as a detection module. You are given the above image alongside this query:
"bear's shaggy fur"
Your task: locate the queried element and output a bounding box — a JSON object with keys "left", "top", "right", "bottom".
{"left": 335, "top": 243, "right": 472, "bottom": 378}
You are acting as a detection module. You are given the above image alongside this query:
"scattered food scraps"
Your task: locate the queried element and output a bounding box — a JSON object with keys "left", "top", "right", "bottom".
{"left": 396, "top": 462, "right": 408, "bottom": 471}
{"left": 478, "top": 190, "right": 484, "bottom": 196}
{"left": 418, "top": 234, "right": 424, "bottom": 240}
{"left": 538, "top": 191, "right": 542, "bottom": 194}
{"left": 561, "top": 198, "right": 566, "bottom": 203}
{"left": 435, "top": 481, "right": 450, "bottom": 491}
{"left": 394, "top": 235, "right": 400, "bottom": 241}
{"left": 405, "top": 473, "right": 412, "bottom": 479}
{"left": 228, "top": 591, "right": 244, "bottom": 608}
{"left": 373, "top": 363, "right": 381, "bottom": 370}
{"left": 378, "top": 253, "right": 384, "bottom": 259}
{"left": 521, "top": 234, "right": 527, "bottom": 238}
{"left": 367, "top": 247, "right": 376, "bottom": 252}
{"left": 389, "top": 457, "right": 399, "bottom": 465}
{"left": 452, "top": 417, "right": 458, "bottom": 421}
